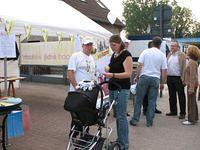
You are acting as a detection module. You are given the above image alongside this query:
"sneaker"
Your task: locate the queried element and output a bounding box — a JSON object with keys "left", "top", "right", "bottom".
{"left": 166, "top": 113, "right": 177, "bottom": 116}
{"left": 182, "top": 121, "right": 194, "bottom": 125}
{"left": 146, "top": 123, "right": 153, "bottom": 127}
{"left": 129, "top": 120, "right": 137, "bottom": 126}
{"left": 127, "top": 113, "right": 130, "bottom": 117}
{"left": 113, "top": 114, "right": 116, "bottom": 118}
{"left": 155, "top": 109, "right": 162, "bottom": 114}
{"left": 179, "top": 115, "right": 185, "bottom": 119}
{"left": 143, "top": 111, "right": 146, "bottom": 116}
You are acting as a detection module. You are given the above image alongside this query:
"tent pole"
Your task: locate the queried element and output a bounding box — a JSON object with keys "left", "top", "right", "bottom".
{"left": 4, "top": 57, "right": 8, "bottom": 97}
{"left": 17, "top": 35, "right": 22, "bottom": 66}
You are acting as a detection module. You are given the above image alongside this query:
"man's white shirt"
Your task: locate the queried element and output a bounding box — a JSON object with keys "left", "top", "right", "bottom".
{"left": 167, "top": 52, "right": 180, "bottom": 76}
{"left": 138, "top": 47, "right": 168, "bottom": 79}
{"left": 68, "top": 51, "right": 96, "bottom": 91}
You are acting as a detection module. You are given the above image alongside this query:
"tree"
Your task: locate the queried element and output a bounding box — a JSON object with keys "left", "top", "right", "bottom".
{"left": 123, "top": 0, "right": 199, "bottom": 38}
{"left": 123, "top": 0, "right": 157, "bottom": 35}
{"left": 191, "top": 21, "right": 200, "bottom": 37}
{"left": 171, "top": 3, "right": 193, "bottom": 38}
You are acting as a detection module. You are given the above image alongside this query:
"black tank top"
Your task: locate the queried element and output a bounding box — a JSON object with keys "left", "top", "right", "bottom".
{"left": 108, "top": 50, "right": 132, "bottom": 90}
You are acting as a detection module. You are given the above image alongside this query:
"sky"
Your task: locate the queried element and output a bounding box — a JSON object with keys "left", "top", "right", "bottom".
{"left": 101, "top": 0, "right": 200, "bottom": 22}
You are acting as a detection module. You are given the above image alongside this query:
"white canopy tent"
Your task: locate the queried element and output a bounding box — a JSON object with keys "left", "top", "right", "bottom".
{"left": 0, "top": 0, "right": 112, "bottom": 39}
{"left": 0, "top": 0, "right": 112, "bottom": 96}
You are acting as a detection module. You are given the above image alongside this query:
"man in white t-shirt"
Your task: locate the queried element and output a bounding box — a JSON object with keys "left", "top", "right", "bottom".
{"left": 67, "top": 38, "right": 96, "bottom": 91}
{"left": 130, "top": 37, "right": 167, "bottom": 127}
{"left": 67, "top": 37, "right": 96, "bottom": 137}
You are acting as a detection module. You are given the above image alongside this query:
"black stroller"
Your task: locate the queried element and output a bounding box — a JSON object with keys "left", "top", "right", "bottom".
{"left": 64, "top": 80, "right": 121, "bottom": 150}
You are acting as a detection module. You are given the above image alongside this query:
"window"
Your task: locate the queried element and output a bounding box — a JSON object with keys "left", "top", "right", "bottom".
{"left": 96, "top": 0, "right": 106, "bottom": 9}
{"left": 80, "top": 0, "right": 87, "bottom": 3}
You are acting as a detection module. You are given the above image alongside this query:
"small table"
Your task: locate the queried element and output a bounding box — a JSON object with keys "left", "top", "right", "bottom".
{"left": 0, "top": 77, "right": 25, "bottom": 97}
{"left": 0, "top": 97, "right": 22, "bottom": 150}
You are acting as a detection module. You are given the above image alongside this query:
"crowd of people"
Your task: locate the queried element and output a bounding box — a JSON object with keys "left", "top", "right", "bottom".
{"left": 66, "top": 35, "right": 200, "bottom": 150}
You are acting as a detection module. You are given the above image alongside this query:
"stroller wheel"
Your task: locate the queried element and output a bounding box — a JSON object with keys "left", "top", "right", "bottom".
{"left": 108, "top": 142, "right": 121, "bottom": 150}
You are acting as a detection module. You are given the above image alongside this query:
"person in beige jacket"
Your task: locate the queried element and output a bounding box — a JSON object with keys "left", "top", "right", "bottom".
{"left": 166, "top": 40, "right": 187, "bottom": 119}
{"left": 182, "top": 45, "right": 200, "bottom": 125}
{"left": 198, "top": 65, "right": 200, "bottom": 101}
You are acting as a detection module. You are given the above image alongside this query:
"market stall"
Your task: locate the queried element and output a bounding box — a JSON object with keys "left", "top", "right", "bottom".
{"left": 0, "top": 0, "right": 112, "bottom": 95}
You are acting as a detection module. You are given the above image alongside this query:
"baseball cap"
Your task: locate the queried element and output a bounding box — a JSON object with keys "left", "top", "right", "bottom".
{"left": 122, "top": 38, "right": 130, "bottom": 43}
{"left": 82, "top": 37, "right": 93, "bottom": 45}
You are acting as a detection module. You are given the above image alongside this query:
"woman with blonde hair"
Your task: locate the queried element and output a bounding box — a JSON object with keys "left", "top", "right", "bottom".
{"left": 183, "top": 45, "right": 200, "bottom": 125}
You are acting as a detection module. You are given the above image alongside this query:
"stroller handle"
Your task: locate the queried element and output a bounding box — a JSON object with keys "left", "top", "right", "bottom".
{"left": 99, "top": 80, "right": 121, "bottom": 92}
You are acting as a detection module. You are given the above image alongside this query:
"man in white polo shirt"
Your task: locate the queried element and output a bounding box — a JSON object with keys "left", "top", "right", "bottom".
{"left": 67, "top": 37, "right": 96, "bottom": 136}
{"left": 130, "top": 37, "right": 167, "bottom": 127}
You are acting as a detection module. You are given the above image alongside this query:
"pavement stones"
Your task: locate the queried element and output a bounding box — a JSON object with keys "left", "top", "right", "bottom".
{"left": 5, "top": 82, "right": 200, "bottom": 150}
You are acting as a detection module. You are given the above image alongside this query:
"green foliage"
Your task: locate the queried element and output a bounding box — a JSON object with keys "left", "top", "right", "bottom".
{"left": 191, "top": 21, "right": 200, "bottom": 37}
{"left": 123, "top": 0, "right": 200, "bottom": 37}
{"left": 171, "top": 3, "right": 193, "bottom": 38}
{"left": 123, "top": 0, "right": 157, "bottom": 35}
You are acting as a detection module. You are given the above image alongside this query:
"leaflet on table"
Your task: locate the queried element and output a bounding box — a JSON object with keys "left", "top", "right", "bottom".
{"left": 0, "top": 97, "right": 22, "bottom": 104}
{"left": 0, "top": 101, "right": 13, "bottom": 106}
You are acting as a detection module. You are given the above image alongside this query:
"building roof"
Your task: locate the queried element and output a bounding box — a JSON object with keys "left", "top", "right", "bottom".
{"left": 63, "top": 0, "right": 125, "bottom": 27}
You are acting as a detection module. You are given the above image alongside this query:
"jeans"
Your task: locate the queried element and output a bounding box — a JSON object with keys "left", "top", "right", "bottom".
{"left": 109, "top": 89, "right": 130, "bottom": 150}
{"left": 131, "top": 75, "right": 160, "bottom": 126}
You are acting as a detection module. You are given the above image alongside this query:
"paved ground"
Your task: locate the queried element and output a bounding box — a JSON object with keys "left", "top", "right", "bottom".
{"left": 3, "top": 81, "right": 200, "bottom": 150}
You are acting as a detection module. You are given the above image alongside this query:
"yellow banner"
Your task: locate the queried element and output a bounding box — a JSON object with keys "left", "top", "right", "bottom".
{"left": 42, "top": 29, "right": 48, "bottom": 42}
{"left": 57, "top": 32, "right": 62, "bottom": 45}
{"left": 6, "top": 20, "right": 14, "bottom": 36}
{"left": 24, "top": 25, "right": 32, "bottom": 41}
{"left": 94, "top": 48, "right": 109, "bottom": 60}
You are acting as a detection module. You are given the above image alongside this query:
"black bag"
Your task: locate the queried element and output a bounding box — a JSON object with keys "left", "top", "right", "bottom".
{"left": 64, "top": 86, "right": 100, "bottom": 112}
{"left": 64, "top": 86, "right": 103, "bottom": 126}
